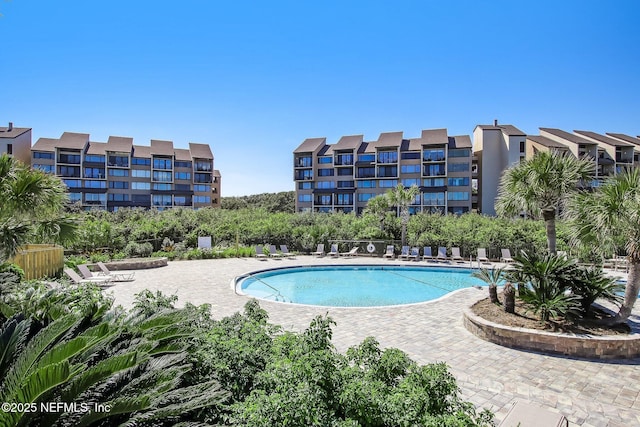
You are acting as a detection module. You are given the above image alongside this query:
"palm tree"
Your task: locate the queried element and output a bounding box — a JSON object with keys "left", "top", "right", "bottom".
{"left": 471, "top": 266, "right": 505, "bottom": 304}
{"left": 0, "top": 154, "right": 76, "bottom": 262}
{"left": 386, "top": 184, "right": 420, "bottom": 247}
{"left": 364, "top": 193, "right": 391, "bottom": 231}
{"left": 495, "top": 151, "right": 593, "bottom": 254}
{"left": 567, "top": 168, "right": 640, "bottom": 324}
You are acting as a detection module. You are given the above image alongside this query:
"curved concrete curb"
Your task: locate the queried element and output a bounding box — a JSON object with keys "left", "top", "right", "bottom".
{"left": 102, "top": 257, "right": 168, "bottom": 271}
{"left": 463, "top": 307, "right": 640, "bottom": 359}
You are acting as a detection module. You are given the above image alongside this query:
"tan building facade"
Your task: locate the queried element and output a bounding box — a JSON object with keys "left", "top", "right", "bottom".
{"left": 31, "top": 132, "right": 221, "bottom": 211}
{"left": 0, "top": 122, "right": 32, "bottom": 165}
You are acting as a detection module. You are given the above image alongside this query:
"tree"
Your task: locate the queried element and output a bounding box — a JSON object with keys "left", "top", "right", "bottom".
{"left": 0, "top": 154, "right": 77, "bottom": 263}
{"left": 495, "top": 151, "right": 593, "bottom": 254}
{"left": 568, "top": 168, "right": 640, "bottom": 324}
{"left": 386, "top": 184, "right": 420, "bottom": 247}
{"left": 471, "top": 266, "right": 505, "bottom": 304}
{"left": 364, "top": 193, "right": 391, "bottom": 232}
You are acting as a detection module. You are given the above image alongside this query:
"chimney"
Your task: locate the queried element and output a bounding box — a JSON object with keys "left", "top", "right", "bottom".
{"left": 8, "top": 122, "right": 13, "bottom": 131}
{"left": 493, "top": 119, "right": 498, "bottom": 127}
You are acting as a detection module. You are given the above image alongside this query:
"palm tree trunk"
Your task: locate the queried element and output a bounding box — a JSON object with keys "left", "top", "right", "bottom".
{"left": 608, "top": 259, "right": 640, "bottom": 325}
{"left": 542, "top": 209, "right": 557, "bottom": 254}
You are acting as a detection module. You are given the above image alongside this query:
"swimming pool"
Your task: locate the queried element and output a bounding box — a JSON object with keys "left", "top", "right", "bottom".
{"left": 236, "top": 265, "right": 486, "bottom": 307}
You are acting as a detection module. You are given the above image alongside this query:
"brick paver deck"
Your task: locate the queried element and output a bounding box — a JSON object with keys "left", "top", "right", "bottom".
{"left": 109, "top": 257, "right": 640, "bottom": 427}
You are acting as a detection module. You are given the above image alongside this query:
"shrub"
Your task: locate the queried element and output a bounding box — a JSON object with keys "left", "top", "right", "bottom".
{"left": 570, "top": 266, "right": 624, "bottom": 316}
{"left": 123, "top": 241, "right": 154, "bottom": 258}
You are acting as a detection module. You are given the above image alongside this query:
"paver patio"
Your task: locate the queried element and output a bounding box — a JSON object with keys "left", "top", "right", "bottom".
{"left": 108, "top": 257, "right": 640, "bottom": 427}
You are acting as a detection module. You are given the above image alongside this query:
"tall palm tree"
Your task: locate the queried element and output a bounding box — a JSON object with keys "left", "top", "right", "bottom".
{"left": 386, "top": 184, "right": 420, "bottom": 247}
{"left": 495, "top": 151, "right": 593, "bottom": 254}
{"left": 567, "top": 168, "right": 640, "bottom": 324}
{"left": 0, "top": 154, "right": 76, "bottom": 262}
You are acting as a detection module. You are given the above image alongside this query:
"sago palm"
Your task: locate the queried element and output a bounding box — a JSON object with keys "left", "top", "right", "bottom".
{"left": 567, "top": 168, "right": 640, "bottom": 324}
{"left": 471, "top": 266, "right": 505, "bottom": 304}
{"left": 495, "top": 151, "right": 593, "bottom": 254}
{"left": 386, "top": 184, "right": 420, "bottom": 247}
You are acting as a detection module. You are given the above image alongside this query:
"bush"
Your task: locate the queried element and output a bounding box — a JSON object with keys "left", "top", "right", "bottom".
{"left": 123, "top": 241, "right": 154, "bottom": 258}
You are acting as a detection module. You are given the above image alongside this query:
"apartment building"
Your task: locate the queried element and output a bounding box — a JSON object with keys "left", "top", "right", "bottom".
{"left": 31, "top": 132, "right": 221, "bottom": 211}
{"left": 293, "top": 129, "right": 473, "bottom": 215}
{"left": 0, "top": 122, "right": 32, "bottom": 165}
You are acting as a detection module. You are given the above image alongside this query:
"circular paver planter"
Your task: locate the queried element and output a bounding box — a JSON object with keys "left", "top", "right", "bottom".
{"left": 463, "top": 308, "right": 640, "bottom": 359}
{"left": 100, "top": 257, "right": 168, "bottom": 271}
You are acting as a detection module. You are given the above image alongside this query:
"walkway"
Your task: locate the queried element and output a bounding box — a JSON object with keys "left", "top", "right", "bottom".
{"left": 109, "top": 257, "right": 640, "bottom": 427}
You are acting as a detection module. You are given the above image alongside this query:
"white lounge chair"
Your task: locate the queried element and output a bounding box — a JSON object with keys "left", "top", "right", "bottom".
{"left": 254, "top": 245, "right": 267, "bottom": 259}
{"left": 499, "top": 401, "right": 568, "bottom": 427}
{"left": 398, "top": 246, "right": 411, "bottom": 260}
{"left": 279, "top": 245, "right": 295, "bottom": 258}
{"left": 501, "top": 248, "right": 515, "bottom": 263}
{"left": 422, "top": 247, "right": 434, "bottom": 261}
{"left": 409, "top": 247, "right": 420, "bottom": 261}
{"left": 477, "top": 248, "right": 490, "bottom": 264}
{"left": 328, "top": 244, "right": 339, "bottom": 257}
{"left": 269, "top": 245, "right": 284, "bottom": 258}
{"left": 64, "top": 268, "right": 112, "bottom": 287}
{"left": 383, "top": 245, "right": 395, "bottom": 259}
{"left": 313, "top": 244, "right": 325, "bottom": 257}
{"left": 450, "top": 247, "right": 464, "bottom": 263}
{"left": 436, "top": 247, "right": 449, "bottom": 262}
{"left": 340, "top": 247, "right": 359, "bottom": 257}
{"left": 96, "top": 262, "right": 135, "bottom": 282}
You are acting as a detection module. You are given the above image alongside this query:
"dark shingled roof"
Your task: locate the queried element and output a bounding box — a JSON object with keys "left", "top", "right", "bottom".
{"left": 189, "top": 143, "right": 213, "bottom": 159}
{"left": 150, "top": 139, "right": 174, "bottom": 156}
{"left": 0, "top": 126, "right": 31, "bottom": 139}
{"left": 574, "top": 130, "right": 634, "bottom": 147}
{"left": 132, "top": 145, "right": 152, "bottom": 158}
{"left": 294, "top": 137, "right": 327, "bottom": 153}
{"left": 86, "top": 142, "right": 107, "bottom": 155}
{"left": 31, "top": 138, "right": 58, "bottom": 152}
{"left": 107, "top": 136, "right": 134, "bottom": 153}
{"left": 450, "top": 135, "right": 472, "bottom": 148}
{"left": 527, "top": 135, "right": 569, "bottom": 149}
{"left": 606, "top": 133, "right": 640, "bottom": 147}
{"left": 475, "top": 124, "right": 526, "bottom": 136}
{"left": 539, "top": 128, "right": 595, "bottom": 145}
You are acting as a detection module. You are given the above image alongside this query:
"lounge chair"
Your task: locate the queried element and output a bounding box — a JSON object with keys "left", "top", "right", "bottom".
{"left": 269, "top": 245, "right": 284, "bottom": 258}
{"left": 383, "top": 245, "right": 395, "bottom": 259}
{"left": 436, "top": 247, "right": 449, "bottom": 262}
{"left": 500, "top": 248, "right": 515, "bottom": 263}
{"left": 328, "top": 244, "right": 339, "bottom": 257}
{"left": 498, "top": 400, "right": 568, "bottom": 427}
{"left": 422, "top": 246, "right": 434, "bottom": 261}
{"left": 398, "top": 246, "right": 411, "bottom": 260}
{"left": 279, "top": 245, "right": 295, "bottom": 258}
{"left": 340, "top": 247, "right": 359, "bottom": 257}
{"left": 77, "top": 264, "right": 101, "bottom": 280}
{"left": 409, "top": 247, "right": 420, "bottom": 261}
{"left": 312, "top": 244, "right": 325, "bottom": 257}
{"left": 64, "top": 268, "right": 112, "bottom": 287}
{"left": 96, "top": 262, "right": 135, "bottom": 282}
{"left": 254, "top": 245, "right": 267, "bottom": 259}
{"left": 450, "top": 247, "right": 464, "bottom": 263}
{"left": 477, "top": 248, "right": 490, "bottom": 264}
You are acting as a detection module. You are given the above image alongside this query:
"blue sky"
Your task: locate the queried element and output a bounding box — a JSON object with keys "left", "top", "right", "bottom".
{"left": 1, "top": 1, "right": 639, "bottom": 196}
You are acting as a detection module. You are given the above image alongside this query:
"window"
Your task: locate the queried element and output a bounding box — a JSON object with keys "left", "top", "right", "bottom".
{"left": 337, "top": 180, "right": 354, "bottom": 188}
{"left": 379, "top": 180, "right": 398, "bottom": 188}
{"left": 175, "top": 184, "right": 191, "bottom": 191}
{"left": 335, "top": 193, "right": 353, "bottom": 205}
{"left": 298, "top": 194, "right": 312, "bottom": 202}
{"left": 448, "top": 177, "right": 469, "bottom": 186}
{"left": 298, "top": 182, "right": 312, "bottom": 190}
{"left": 295, "top": 156, "right": 312, "bottom": 167}
{"left": 317, "top": 156, "right": 332, "bottom": 164}
{"left": 194, "top": 195, "right": 211, "bottom": 203}
{"left": 377, "top": 165, "right": 397, "bottom": 177}
{"left": 318, "top": 168, "right": 334, "bottom": 177}
{"left": 424, "top": 164, "right": 446, "bottom": 176}
{"left": 358, "top": 154, "right": 375, "bottom": 162}
{"left": 68, "top": 192, "right": 82, "bottom": 202}
{"left": 336, "top": 168, "right": 352, "bottom": 176}
{"left": 131, "top": 182, "right": 151, "bottom": 190}
{"left": 108, "top": 169, "right": 129, "bottom": 177}
{"left": 153, "top": 171, "right": 172, "bottom": 182}
{"left": 58, "top": 153, "right": 81, "bottom": 164}
{"left": 108, "top": 155, "right": 129, "bottom": 167}
{"left": 174, "top": 196, "right": 190, "bottom": 206}
{"left": 423, "top": 178, "right": 445, "bottom": 187}
{"left": 401, "top": 164, "right": 421, "bottom": 174}
{"left": 447, "top": 191, "right": 470, "bottom": 201}
{"left": 108, "top": 193, "right": 130, "bottom": 202}
{"left": 33, "top": 164, "right": 54, "bottom": 173}
{"left": 402, "top": 178, "right": 419, "bottom": 187}
{"left": 519, "top": 141, "right": 525, "bottom": 153}
{"left": 153, "top": 183, "right": 172, "bottom": 191}
{"left": 194, "top": 184, "right": 211, "bottom": 192}
{"left": 377, "top": 151, "right": 398, "bottom": 163}
{"left": 85, "top": 180, "right": 107, "bottom": 188}
{"left": 335, "top": 154, "right": 353, "bottom": 165}
{"left": 194, "top": 173, "right": 212, "bottom": 183}
{"left": 131, "top": 169, "right": 151, "bottom": 178}
{"left": 132, "top": 194, "right": 150, "bottom": 203}
{"left": 357, "top": 193, "right": 375, "bottom": 202}
{"left": 58, "top": 166, "right": 81, "bottom": 177}
{"left": 316, "top": 195, "right": 332, "bottom": 205}
{"left": 175, "top": 161, "right": 192, "bottom": 168}
{"left": 448, "top": 149, "right": 470, "bottom": 158}
{"left": 356, "top": 167, "right": 375, "bottom": 178}
{"left": 357, "top": 180, "right": 376, "bottom": 188}
{"left": 448, "top": 206, "right": 469, "bottom": 215}
{"left": 7, "top": 144, "right": 12, "bottom": 154}
{"left": 423, "top": 192, "right": 445, "bottom": 206}
{"left": 295, "top": 169, "right": 313, "bottom": 180}
{"left": 423, "top": 149, "right": 445, "bottom": 162}
{"left": 401, "top": 152, "right": 420, "bottom": 160}
{"left": 34, "top": 152, "right": 54, "bottom": 159}
{"left": 448, "top": 162, "right": 469, "bottom": 172}
{"left": 194, "top": 160, "right": 212, "bottom": 171}
{"left": 152, "top": 195, "right": 172, "bottom": 206}
{"left": 85, "top": 193, "right": 106, "bottom": 203}
{"left": 109, "top": 181, "right": 129, "bottom": 189}
{"left": 84, "top": 167, "right": 105, "bottom": 178}
{"left": 316, "top": 181, "right": 335, "bottom": 189}
{"left": 153, "top": 158, "right": 172, "bottom": 170}
{"left": 131, "top": 157, "right": 151, "bottom": 166}
{"left": 174, "top": 172, "right": 191, "bottom": 180}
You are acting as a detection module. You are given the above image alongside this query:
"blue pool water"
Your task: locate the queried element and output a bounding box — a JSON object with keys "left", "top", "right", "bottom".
{"left": 237, "top": 265, "right": 486, "bottom": 307}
